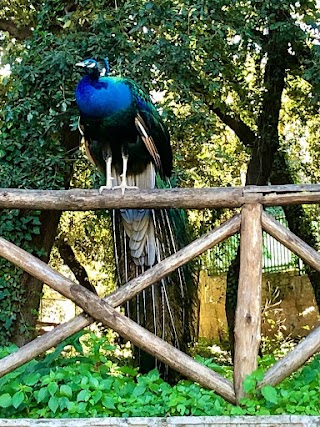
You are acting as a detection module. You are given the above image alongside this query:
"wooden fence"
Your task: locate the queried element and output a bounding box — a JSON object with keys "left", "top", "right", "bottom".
{"left": 0, "top": 185, "right": 320, "bottom": 405}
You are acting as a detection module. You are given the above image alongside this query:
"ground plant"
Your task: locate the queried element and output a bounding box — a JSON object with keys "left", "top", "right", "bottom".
{"left": 0, "top": 332, "right": 318, "bottom": 418}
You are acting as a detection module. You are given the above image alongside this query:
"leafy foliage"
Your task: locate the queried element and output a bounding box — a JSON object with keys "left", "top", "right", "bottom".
{"left": 0, "top": 333, "right": 319, "bottom": 417}
{"left": 0, "top": 0, "right": 319, "bottom": 346}
{"left": 0, "top": 14, "right": 79, "bottom": 343}
{"left": 0, "top": 209, "right": 44, "bottom": 343}
{"left": 241, "top": 356, "right": 320, "bottom": 416}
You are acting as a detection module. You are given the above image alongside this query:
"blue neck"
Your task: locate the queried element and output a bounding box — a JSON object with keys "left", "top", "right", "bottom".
{"left": 75, "top": 76, "right": 132, "bottom": 118}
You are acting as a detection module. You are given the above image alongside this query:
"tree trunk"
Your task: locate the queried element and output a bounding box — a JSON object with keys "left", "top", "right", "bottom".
{"left": 10, "top": 210, "right": 62, "bottom": 346}
{"left": 271, "top": 151, "right": 320, "bottom": 309}
{"left": 10, "top": 127, "right": 79, "bottom": 346}
{"left": 225, "top": 25, "right": 288, "bottom": 353}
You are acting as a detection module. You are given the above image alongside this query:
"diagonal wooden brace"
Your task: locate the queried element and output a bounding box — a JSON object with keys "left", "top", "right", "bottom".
{"left": 0, "top": 215, "right": 241, "bottom": 404}
{"left": 258, "top": 211, "right": 320, "bottom": 387}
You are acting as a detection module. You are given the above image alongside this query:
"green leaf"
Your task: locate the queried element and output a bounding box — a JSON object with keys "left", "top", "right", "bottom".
{"left": 60, "top": 384, "right": 72, "bottom": 398}
{"left": 37, "top": 387, "right": 49, "bottom": 403}
{"left": 12, "top": 391, "right": 24, "bottom": 409}
{"left": 0, "top": 393, "right": 12, "bottom": 408}
{"left": 77, "top": 401, "right": 87, "bottom": 413}
{"left": 48, "top": 381, "right": 59, "bottom": 396}
{"left": 89, "top": 376, "right": 99, "bottom": 388}
{"left": 118, "top": 366, "right": 138, "bottom": 376}
{"left": 133, "top": 383, "right": 146, "bottom": 397}
{"left": 24, "top": 372, "right": 41, "bottom": 386}
{"left": 77, "top": 389, "right": 90, "bottom": 402}
{"left": 177, "top": 403, "right": 187, "bottom": 415}
{"left": 102, "top": 396, "right": 116, "bottom": 409}
{"left": 92, "top": 390, "right": 102, "bottom": 404}
{"left": 261, "top": 385, "right": 278, "bottom": 404}
{"left": 243, "top": 376, "right": 256, "bottom": 393}
{"left": 48, "top": 395, "right": 59, "bottom": 414}
{"left": 59, "top": 396, "right": 70, "bottom": 410}
{"left": 301, "top": 366, "right": 317, "bottom": 384}
{"left": 66, "top": 400, "right": 76, "bottom": 412}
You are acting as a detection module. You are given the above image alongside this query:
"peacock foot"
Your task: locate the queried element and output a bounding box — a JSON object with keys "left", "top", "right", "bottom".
{"left": 99, "top": 186, "right": 111, "bottom": 193}
{"left": 99, "top": 176, "right": 115, "bottom": 193}
{"left": 113, "top": 183, "right": 138, "bottom": 196}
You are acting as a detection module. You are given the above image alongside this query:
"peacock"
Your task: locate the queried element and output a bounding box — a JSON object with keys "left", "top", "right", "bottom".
{"left": 75, "top": 58, "right": 196, "bottom": 378}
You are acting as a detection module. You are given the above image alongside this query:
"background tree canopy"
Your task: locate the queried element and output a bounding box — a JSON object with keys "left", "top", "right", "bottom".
{"left": 0, "top": 0, "right": 319, "bottom": 346}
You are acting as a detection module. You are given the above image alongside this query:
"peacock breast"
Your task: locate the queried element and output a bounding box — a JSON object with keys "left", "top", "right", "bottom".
{"left": 76, "top": 76, "right": 134, "bottom": 119}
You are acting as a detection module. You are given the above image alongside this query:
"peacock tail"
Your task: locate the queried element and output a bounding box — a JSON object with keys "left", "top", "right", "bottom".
{"left": 112, "top": 174, "right": 197, "bottom": 378}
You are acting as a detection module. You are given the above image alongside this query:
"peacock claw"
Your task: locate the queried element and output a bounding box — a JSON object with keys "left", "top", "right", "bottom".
{"left": 99, "top": 185, "right": 112, "bottom": 193}
{"left": 99, "top": 178, "right": 114, "bottom": 193}
{"left": 113, "top": 183, "right": 138, "bottom": 196}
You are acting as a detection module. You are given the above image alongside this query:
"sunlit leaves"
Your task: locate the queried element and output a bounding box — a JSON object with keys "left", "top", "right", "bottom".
{"left": 0, "top": 0, "right": 319, "bottom": 344}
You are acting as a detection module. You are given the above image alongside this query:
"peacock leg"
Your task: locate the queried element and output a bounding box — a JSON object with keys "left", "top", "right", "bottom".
{"left": 113, "top": 151, "right": 138, "bottom": 195}
{"left": 99, "top": 150, "right": 114, "bottom": 193}
{"left": 105, "top": 154, "right": 113, "bottom": 188}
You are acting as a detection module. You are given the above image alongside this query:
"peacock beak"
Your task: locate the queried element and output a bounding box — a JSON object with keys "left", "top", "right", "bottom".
{"left": 75, "top": 61, "right": 86, "bottom": 67}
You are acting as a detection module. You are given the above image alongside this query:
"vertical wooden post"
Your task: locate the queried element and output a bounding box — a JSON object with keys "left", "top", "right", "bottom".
{"left": 234, "top": 202, "right": 262, "bottom": 403}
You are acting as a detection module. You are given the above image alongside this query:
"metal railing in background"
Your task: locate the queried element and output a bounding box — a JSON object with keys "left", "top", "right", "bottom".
{"left": 204, "top": 207, "right": 311, "bottom": 275}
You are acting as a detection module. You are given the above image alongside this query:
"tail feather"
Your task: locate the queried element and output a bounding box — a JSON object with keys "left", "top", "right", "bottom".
{"left": 121, "top": 209, "right": 151, "bottom": 259}
{"left": 113, "top": 164, "right": 156, "bottom": 266}
{"left": 112, "top": 181, "right": 198, "bottom": 380}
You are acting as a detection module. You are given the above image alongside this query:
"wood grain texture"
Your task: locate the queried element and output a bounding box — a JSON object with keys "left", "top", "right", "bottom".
{"left": 259, "top": 325, "right": 320, "bottom": 388}
{"left": 2, "top": 184, "right": 320, "bottom": 406}
{"left": 234, "top": 203, "right": 263, "bottom": 403}
{"left": 1, "top": 185, "right": 320, "bottom": 210}
{"left": 0, "top": 188, "right": 244, "bottom": 209}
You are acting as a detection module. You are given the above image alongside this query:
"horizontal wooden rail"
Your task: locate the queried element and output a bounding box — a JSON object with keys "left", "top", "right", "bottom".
{"left": 1, "top": 184, "right": 320, "bottom": 209}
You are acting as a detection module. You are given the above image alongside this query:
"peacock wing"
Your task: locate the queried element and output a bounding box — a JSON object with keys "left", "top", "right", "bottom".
{"left": 126, "top": 80, "right": 172, "bottom": 178}
{"left": 135, "top": 104, "right": 172, "bottom": 178}
{"left": 78, "top": 117, "right": 106, "bottom": 174}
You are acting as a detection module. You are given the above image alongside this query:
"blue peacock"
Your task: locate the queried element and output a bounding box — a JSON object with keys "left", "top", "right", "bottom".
{"left": 75, "top": 58, "right": 196, "bottom": 378}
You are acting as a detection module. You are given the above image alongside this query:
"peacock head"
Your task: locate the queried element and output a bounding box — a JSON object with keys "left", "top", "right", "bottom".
{"left": 76, "top": 58, "right": 110, "bottom": 78}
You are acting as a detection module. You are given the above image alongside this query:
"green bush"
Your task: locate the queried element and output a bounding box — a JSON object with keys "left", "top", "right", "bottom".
{"left": 0, "top": 332, "right": 319, "bottom": 418}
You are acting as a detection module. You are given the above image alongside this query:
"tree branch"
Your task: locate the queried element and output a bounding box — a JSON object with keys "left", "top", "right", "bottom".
{"left": 211, "top": 106, "right": 256, "bottom": 148}
{"left": 57, "top": 238, "right": 97, "bottom": 294}
{"left": 0, "top": 19, "right": 32, "bottom": 40}
{"left": 189, "top": 81, "right": 256, "bottom": 148}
